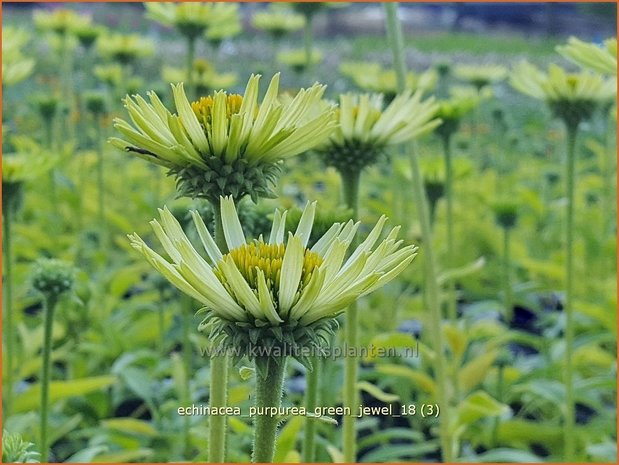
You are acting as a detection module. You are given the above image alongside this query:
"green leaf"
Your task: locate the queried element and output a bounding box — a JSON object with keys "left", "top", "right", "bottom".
{"left": 376, "top": 364, "right": 435, "bottom": 394}
{"left": 303, "top": 413, "right": 338, "bottom": 425}
{"left": 13, "top": 376, "right": 116, "bottom": 413}
{"left": 361, "top": 442, "right": 439, "bottom": 462}
{"left": 456, "top": 390, "right": 509, "bottom": 427}
{"left": 458, "top": 350, "right": 497, "bottom": 393}
{"left": 101, "top": 418, "right": 157, "bottom": 437}
{"left": 273, "top": 416, "right": 303, "bottom": 463}
{"left": 365, "top": 332, "right": 418, "bottom": 361}
{"left": 468, "top": 448, "right": 543, "bottom": 463}
{"left": 325, "top": 445, "right": 344, "bottom": 463}
{"left": 437, "top": 257, "right": 486, "bottom": 285}
{"left": 357, "top": 381, "right": 399, "bottom": 403}
{"left": 65, "top": 445, "right": 109, "bottom": 462}
{"left": 92, "top": 448, "right": 154, "bottom": 462}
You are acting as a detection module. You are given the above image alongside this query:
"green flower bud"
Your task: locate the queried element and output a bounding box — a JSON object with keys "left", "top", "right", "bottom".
{"left": 33, "top": 95, "right": 60, "bottom": 122}
{"left": 493, "top": 201, "right": 519, "bottom": 229}
{"left": 84, "top": 91, "right": 107, "bottom": 117}
{"left": 32, "top": 258, "right": 75, "bottom": 299}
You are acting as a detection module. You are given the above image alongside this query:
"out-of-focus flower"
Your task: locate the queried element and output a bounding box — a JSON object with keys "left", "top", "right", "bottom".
{"left": 511, "top": 62, "right": 616, "bottom": 127}
{"left": 557, "top": 37, "right": 617, "bottom": 76}
{"left": 454, "top": 64, "right": 507, "bottom": 89}
{"left": 74, "top": 23, "right": 107, "bottom": 50}
{"left": 97, "top": 33, "right": 155, "bottom": 65}
{"left": 341, "top": 62, "right": 437, "bottom": 100}
{"left": 94, "top": 64, "right": 123, "bottom": 88}
{"left": 318, "top": 92, "right": 440, "bottom": 173}
{"left": 277, "top": 49, "right": 322, "bottom": 74}
{"left": 145, "top": 2, "right": 239, "bottom": 40}
{"left": 111, "top": 73, "right": 337, "bottom": 202}
{"left": 253, "top": 7, "right": 306, "bottom": 39}
{"left": 33, "top": 8, "right": 91, "bottom": 35}
{"left": 433, "top": 91, "right": 481, "bottom": 139}
{"left": 128, "top": 197, "right": 417, "bottom": 361}
{"left": 205, "top": 8, "right": 242, "bottom": 48}
{"left": 2, "top": 27, "right": 35, "bottom": 87}
{"left": 2, "top": 430, "right": 40, "bottom": 464}
{"left": 2, "top": 137, "right": 60, "bottom": 185}
{"left": 162, "top": 60, "right": 238, "bottom": 95}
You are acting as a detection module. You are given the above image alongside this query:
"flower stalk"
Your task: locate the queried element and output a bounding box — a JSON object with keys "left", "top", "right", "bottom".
{"left": 441, "top": 133, "right": 457, "bottom": 321}
{"left": 208, "top": 200, "right": 230, "bottom": 463}
{"left": 502, "top": 226, "right": 513, "bottom": 322}
{"left": 563, "top": 122, "right": 578, "bottom": 461}
{"left": 2, "top": 203, "right": 15, "bottom": 417}
{"left": 302, "top": 360, "right": 319, "bottom": 462}
{"left": 384, "top": 3, "right": 453, "bottom": 461}
{"left": 40, "top": 294, "right": 58, "bottom": 463}
{"left": 340, "top": 168, "right": 360, "bottom": 462}
{"left": 252, "top": 357, "right": 287, "bottom": 463}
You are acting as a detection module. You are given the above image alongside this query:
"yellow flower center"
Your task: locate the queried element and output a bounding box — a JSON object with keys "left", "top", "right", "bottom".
{"left": 215, "top": 240, "right": 323, "bottom": 295}
{"left": 192, "top": 94, "right": 244, "bottom": 126}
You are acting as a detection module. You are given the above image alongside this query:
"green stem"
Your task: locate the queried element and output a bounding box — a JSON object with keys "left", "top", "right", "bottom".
{"left": 40, "top": 294, "right": 58, "bottom": 463}
{"left": 603, "top": 110, "right": 615, "bottom": 236}
{"left": 340, "top": 169, "right": 361, "bottom": 462}
{"left": 182, "top": 295, "right": 193, "bottom": 458}
{"left": 385, "top": 3, "right": 453, "bottom": 461}
{"left": 45, "top": 117, "right": 59, "bottom": 220}
{"left": 302, "top": 359, "right": 319, "bottom": 462}
{"left": 3, "top": 207, "right": 15, "bottom": 418}
{"left": 563, "top": 123, "right": 578, "bottom": 461}
{"left": 186, "top": 36, "right": 196, "bottom": 100}
{"left": 208, "top": 200, "right": 229, "bottom": 463}
{"left": 252, "top": 357, "right": 287, "bottom": 463}
{"left": 442, "top": 134, "right": 456, "bottom": 321}
{"left": 491, "top": 364, "right": 504, "bottom": 447}
{"left": 303, "top": 15, "right": 314, "bottom": 79}
{"left": 502, "top": 226, "right": 513, "bottom": 323}
{"left": 96, "top": 117, "right": 106, "bottom": 239}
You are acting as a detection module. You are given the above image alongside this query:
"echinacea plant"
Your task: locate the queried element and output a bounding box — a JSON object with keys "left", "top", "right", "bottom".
{"left": 557, "top": 37, "right": 617, "bottom": 76}
{"left": 317, "top": 89, "right": 439, "bottom": 461}
{"left": 162, "top": 60, "right": 238, "bottom": 96}
{"left": 33, "top": 8, "right": 91, "bottom": 36}
{"left": 454, "top": 64, "right": 508, "bottom": 90}
{"left": 2, "top": 430, "right": 40, "bottom": 463}
{"left": 128, "top": 197, "right": 418, "bottom": 462}
{"left": 511, "top": 61, "right": 616, "bottom": 461}
{"left": 111, "top": 73, "right": 337, "bottom": 204}
{"left": 253, "top": 7, "right": 306, "bottom": 41}
{"left": 97, "top": 33, "right": 155, "bottom": 67}
{"left": 31, "top": 258, "right": 75, "bottom": 463}
{"left": 145, "top": 2, "right": 239, "bottom": 95}
{"left": 492, "top": 200, "right": 519, "bottom": 322}
{"left": 277, "top": 48, "right": 322, "bottom": 74}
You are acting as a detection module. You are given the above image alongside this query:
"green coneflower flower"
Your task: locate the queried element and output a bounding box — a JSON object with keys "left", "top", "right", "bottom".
{"left": 277, "top": 48, "right": 322, "bottom": 74}
{"left": 557, "top": 37, "right": 617, "bottom": 76}
{"left": 33, "top": 8, "right": 92, "bottom": 36}
{"left": 93, "top": 64, "right": 123, "bottom": 88}
{"left": 145, "top": 2, "right": 237, "bottom": 40}
{"left": 74, "top": 23, "right": 107, "bottom": 51}
{"left": 341, "top": 62, "right": 438, "bottom": 101}
{"left": 454, "top": 64, "right": 507, "bottom": 89}
{"left": 162, "top": 61, "right": 238, "bottom": 95}
{"left": 434, "top": 91, "right": 480, "bottom": 139}
{"left": 204, "top": 9, "right": 242, "bottom": 48}
{"left": 511, "top": 62, "right": 616, "bottom": 128}
{"left": 318, "top": 91, "right": 441, "bottom": 173}
{"left": 253, "top": 7, "right": 306, "bottom": 40}
{"left": 97, "top": 33, "right": 155, "bottom": 66}
{"left": 110, "top": 73, "right": 337, "bottom": 202}
{"left": 128, "top": 197, "right": 417, "bottom": 361}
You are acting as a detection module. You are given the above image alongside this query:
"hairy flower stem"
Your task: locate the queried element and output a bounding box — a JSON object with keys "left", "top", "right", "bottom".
{"left": 385, "top": 3, "right": 453, "bottom": 461}
{"left": 40, "top": 294, "right": 58, "bottom": 463}
{"left": 341, "top": 168, "right": 360, "bottom": 462}
{"left": 302, "top": 359, "right": 319, "bottom": 462}
{"left": 502, "top": 226, "right": 513, "bottom": 323}
{"left": 442, "top": 133, "right": 457, "bottom": 321}
{"left": 208, "top": 200, "right": 230, "bottom": 463}
{"left": 3, "top": 206, "right": 15, "bottom": 418}
{"left": 252, "top": 357, "right": 287, "bottom": 462}
{"left": 563, "top": 123, "right": 578, "bottom": 461}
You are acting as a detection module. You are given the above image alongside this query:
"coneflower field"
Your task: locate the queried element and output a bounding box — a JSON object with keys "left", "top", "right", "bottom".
{"left": 2, "top": 2, "right": 617, "bottom": 463}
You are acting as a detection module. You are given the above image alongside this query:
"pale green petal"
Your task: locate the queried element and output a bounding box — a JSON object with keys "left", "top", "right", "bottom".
{"left": 171, "top": 83, "right": 210, "bottom": 153}
{"left": 220, "top": 196, "right": 246, "bottom": 250}
{"left": 191, "top": 210, "right": 223, "bottom": 264}
{"left": 256, "top": 269, "right": 284, "bottom": 324}
{"left": 294, "top": 201, "right": 316, "bottom": 247}
{"left": 278, "top": 233, "right": 304, "bottom": 316}
{"left": 218, "top": 256, "right": 263, "bottom": 320}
